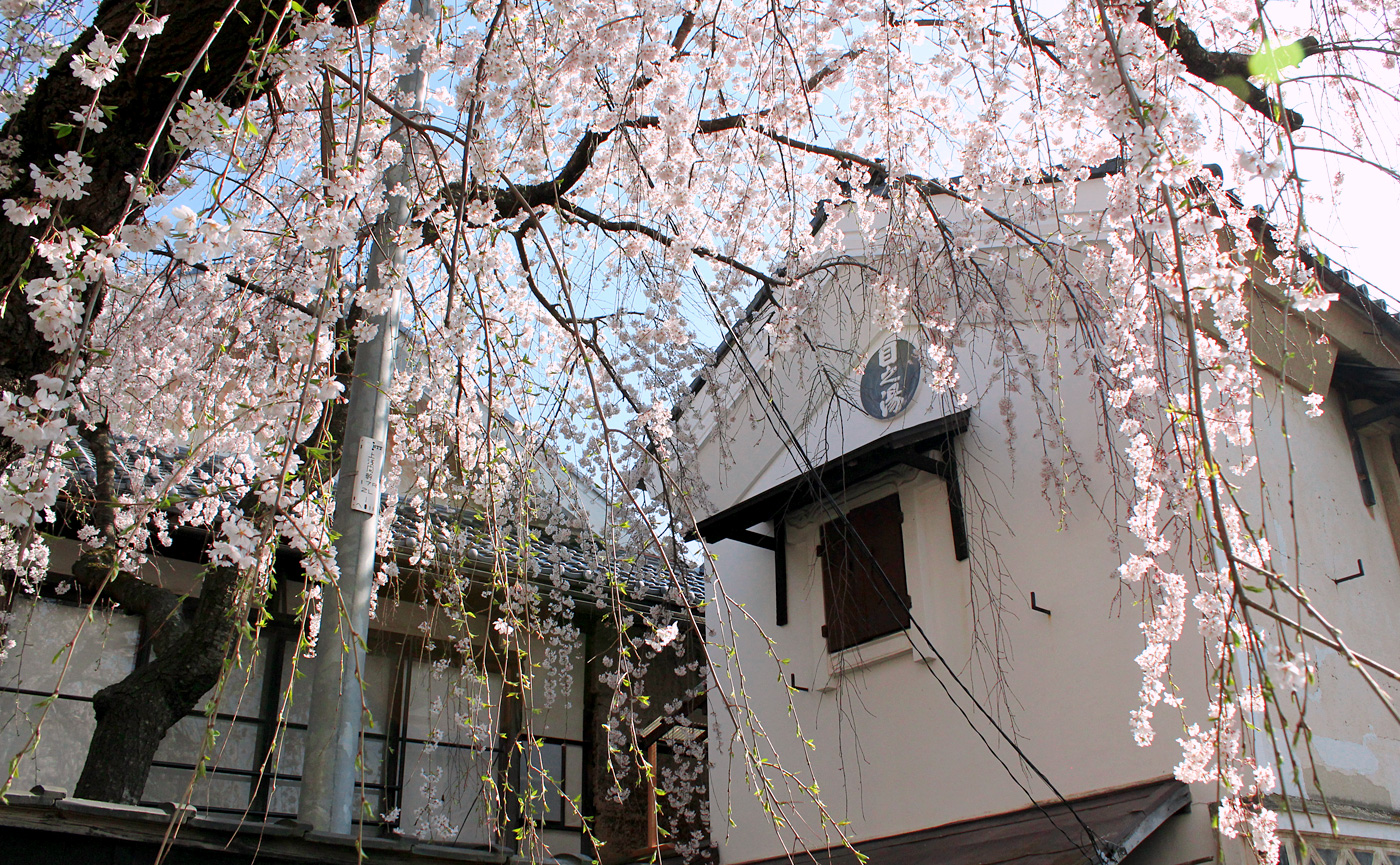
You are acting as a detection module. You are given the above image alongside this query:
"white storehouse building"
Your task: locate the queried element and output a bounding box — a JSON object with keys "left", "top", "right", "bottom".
{"left": 687, "top": 170, "right": 1400, "bottom": 865}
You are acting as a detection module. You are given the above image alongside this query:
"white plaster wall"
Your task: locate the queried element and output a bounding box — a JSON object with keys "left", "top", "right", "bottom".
{"left": 1241, "top": 384, "right": 1400, "bottom": 814}
{"left": 694, "top": 189, "right": 1400, "bottom": 863}
{"left": 702, "top": 316, "right": 1207, "bottom": 862}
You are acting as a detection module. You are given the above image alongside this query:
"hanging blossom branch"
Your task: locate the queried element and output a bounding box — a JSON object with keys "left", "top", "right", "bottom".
{"left": 1083, "top": 3, "right": 1384, "bottom": 862}
{"left": 148, "top": 247, "right": 319, "bottom": 317}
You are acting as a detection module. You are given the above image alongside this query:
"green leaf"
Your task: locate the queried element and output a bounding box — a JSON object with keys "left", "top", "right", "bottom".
{"left": 1248, "top": 40, "right": 1307, "bottom": 84}
{"left": 52, "top": 122, "right": 74, "bottom": 139}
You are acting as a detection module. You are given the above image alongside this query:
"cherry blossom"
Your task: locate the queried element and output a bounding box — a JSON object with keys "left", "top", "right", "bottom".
{"left": 0, "top": 0, "right": 1393, "bottom": 857}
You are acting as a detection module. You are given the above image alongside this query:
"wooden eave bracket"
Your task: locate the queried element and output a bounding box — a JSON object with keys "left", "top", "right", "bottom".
{"left": 1339, "top": 395, "right": 1378, "bottom": 507}
{"left": 1348, "top": 398, "right": 1400, "bottom": 430}
{"left": 895, "top": 447, "right": 970, "bottom": 562}
{"left": 729, "top": 528, "right": 776, "bottom": 550}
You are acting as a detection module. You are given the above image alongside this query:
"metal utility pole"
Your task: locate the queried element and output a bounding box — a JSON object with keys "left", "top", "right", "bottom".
{"left": 300, "top": 0, "right": 435, "bottom": 834}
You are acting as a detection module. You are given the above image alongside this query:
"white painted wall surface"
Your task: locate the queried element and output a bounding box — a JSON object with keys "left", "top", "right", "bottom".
{"left": 692, "top": 184, "right": 1400, "bottom": 864}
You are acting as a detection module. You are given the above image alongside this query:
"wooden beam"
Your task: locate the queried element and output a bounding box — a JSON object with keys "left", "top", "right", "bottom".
{"left": 897, "top": 448, "right": 969, "bottom": 562}
{"left": 731, "top": 529, "right": 776, "bottom": 550}
{"left": 774, "top": 520, "right": 788, "bottom": 627}
{"left": 1340, "top": 397, "right": 1378, "bottom": 507}
{"left": 943, "top": 444, "right": 970, "bottom": 562}
{"left": 1350, "top": 398, "right": 1400, "bottom": 429}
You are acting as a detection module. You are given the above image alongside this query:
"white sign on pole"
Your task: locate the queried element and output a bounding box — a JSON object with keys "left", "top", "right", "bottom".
{"left": 350, "top": 436, "right": 385, "bottom": 515}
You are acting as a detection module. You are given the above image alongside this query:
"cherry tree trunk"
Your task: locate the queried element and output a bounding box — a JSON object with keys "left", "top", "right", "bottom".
{"left": 76, "top": 665, "right": 199, "bottom": 804}
{"left": 0, "top": 0, "right": 383, "bottom": 806}
{"left": 74, "top": 561, "right": 247, "bottom": 803}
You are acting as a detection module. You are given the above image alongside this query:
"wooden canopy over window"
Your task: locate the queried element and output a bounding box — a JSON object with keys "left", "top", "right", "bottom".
{"left": 692, "top": 409, "right": 971, "bottom": 627}
{"left": 694, "top": 409, "right": 971, "bottom": 548}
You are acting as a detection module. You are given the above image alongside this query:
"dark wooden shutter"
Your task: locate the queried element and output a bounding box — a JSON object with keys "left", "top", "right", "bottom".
{"left": 819, "top": 493, "right": 910, "bottom": 652}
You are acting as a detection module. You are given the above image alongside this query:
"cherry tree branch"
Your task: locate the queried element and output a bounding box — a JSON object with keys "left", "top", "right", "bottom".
{"left": 1139, "top": 1, "right": 1318, "bottom": 130}
{"left": 1238, "top": 595, "right": 1400, "bottom": 685}
{"left": 322, "top": 63, "right": 470, "bottom": 145}
{"left": 555, "top": 199, "right": 784, "bottom": 286}
{"left": 70, "top": 423, "right": 188, "bottom": 660}
{"left": 0, "top": 0, "right": 389, "bottom": 400}
{"left": 149, "top": 247, "right": 318, "bottom": 317}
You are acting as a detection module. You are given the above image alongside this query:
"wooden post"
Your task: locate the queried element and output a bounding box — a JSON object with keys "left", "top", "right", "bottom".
{"left": 645, "top": 741, "right": 659, "bottom": 851}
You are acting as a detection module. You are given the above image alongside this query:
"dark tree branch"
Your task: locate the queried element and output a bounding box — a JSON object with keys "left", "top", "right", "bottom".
{"left": 293, "top": 309, "right": 356, "bottom": 481}
{"left": 671, "top": 10, "right": 697, "bottom": 51}
{"left": 489, "top": 130, "right": 612, "bottom": 219}
{"left": 806, "top": 49, "right": 865, "bottom": 91}
{"left": 0, "top": 0, "right": 388, "bottom": 407}
{"left": 512, "top": 230, "right": 645, "bottom": 417}
{"left": 555, "top": 199, "right": 784, "bottom": 287}
{"left": 149, "top": 247, "right": 319, "bottom": 317}
{"left": 1140, "top": 1, "right": 1319, "bottom": 131}
{"left": 1007, "top": 0, "right": 1062, "bottom": 67}
{"left": 71, "top": 424, "right": 187, "bottom": 660}
{"left": 322, "top": 63, "right": 468, "bottom": 145}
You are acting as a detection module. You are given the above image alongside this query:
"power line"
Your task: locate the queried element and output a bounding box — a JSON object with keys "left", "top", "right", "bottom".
{"left": 696, "top": 281, "right": 1117, "bottom": 865}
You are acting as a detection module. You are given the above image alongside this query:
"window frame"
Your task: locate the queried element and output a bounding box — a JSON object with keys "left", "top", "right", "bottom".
{"left": 2, "top": 568, "right": 592, "bottom": 847}
{"left": 817, "top": 492, "right": 911, "bottom": 653}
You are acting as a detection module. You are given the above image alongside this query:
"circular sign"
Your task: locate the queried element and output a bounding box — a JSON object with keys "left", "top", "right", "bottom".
{"left": 860, "top": 338, "right": 920, "bottom": 419}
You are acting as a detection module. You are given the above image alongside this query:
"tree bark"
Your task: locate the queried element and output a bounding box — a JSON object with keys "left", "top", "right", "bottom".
{"left": 74, "top": 561, "right": 247, "bottom": 804}
{"left": 0, "top": 0, "right": 386, "bottom": 414}
{"left": 1139, "top": 2, "right": 1320, "bottom": 131}
{"left": 67, "top": 426, "right": 256, "bottom": 803}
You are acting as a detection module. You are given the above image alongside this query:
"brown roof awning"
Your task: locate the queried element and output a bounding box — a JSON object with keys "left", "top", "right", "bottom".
{"left": 735, "top": 777, "right": 1191, "bottom": 865}
{"left": 691, "top": 409, "right": 974, "bottom": 626}
{"left": 693, "top": 408, "right": 972, "bottom": 546}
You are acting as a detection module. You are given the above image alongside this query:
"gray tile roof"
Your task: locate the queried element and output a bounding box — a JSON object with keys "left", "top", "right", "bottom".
{"left": 64, "top": 439, "right": 705, "bottom": 607}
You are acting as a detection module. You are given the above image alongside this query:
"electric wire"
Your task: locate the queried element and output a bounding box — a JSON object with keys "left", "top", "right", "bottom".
{"left": 695, "top": 280, "right": 1117, "bottom": 865}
